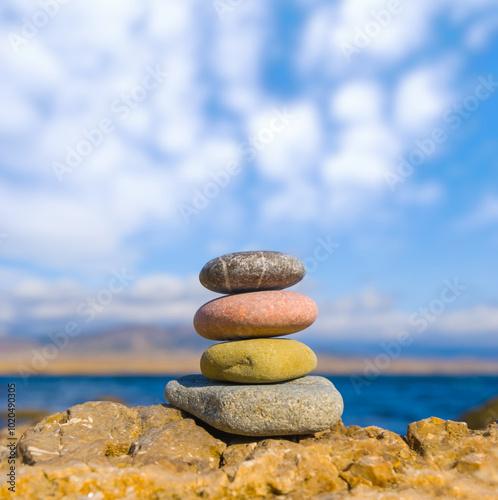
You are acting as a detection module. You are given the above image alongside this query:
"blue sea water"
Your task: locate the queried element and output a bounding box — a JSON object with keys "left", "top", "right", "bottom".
{"left": 1, "top": 375, "right": 497, "bottom": 435}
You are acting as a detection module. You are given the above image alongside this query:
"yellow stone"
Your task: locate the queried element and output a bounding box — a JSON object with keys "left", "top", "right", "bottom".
{"left": 200, "top": 338, "right": 317, "bottom": 383}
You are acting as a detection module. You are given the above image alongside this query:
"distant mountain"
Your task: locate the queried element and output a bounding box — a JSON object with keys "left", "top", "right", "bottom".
{"left": 65, "top": 325, "right": 211, "bottom": 353}
{"left": 301, "top": 333, "right": 498, "bottom": 359}
{"left": 0, "top": 336, "right": 38, "bottom": 353}
{"left": 0, "top": 325, "right": 212, "bottom": 355}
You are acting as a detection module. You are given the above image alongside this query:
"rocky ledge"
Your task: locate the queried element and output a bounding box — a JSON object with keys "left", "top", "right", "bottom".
{"left": 1, "top": 401, "right": 497, "bottom": 499}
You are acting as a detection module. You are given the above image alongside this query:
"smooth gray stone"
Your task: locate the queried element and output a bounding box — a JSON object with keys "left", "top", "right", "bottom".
{"left": 199, "top": 251, "right": 306, "bottom": 294}
{"left": 164, "top": 375, "right": 343, "bottom": 436}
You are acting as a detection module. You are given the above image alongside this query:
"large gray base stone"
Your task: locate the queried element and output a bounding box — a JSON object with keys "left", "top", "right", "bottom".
{"left": 164, "top": 374, "right": 344, "bottom": 436}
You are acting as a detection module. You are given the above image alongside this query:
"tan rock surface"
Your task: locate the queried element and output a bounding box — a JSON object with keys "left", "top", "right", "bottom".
{"left": 1, "top": 402, "right": 497, "bottom": 499}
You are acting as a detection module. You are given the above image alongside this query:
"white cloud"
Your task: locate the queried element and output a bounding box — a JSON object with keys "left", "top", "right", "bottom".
{"left": 304, "top": 0, "right": 497, "bottom": 68}
{"left": 316, "top": 290, "right": 498, "bottom": 340}
{"left": 331, "top": 81, "right": 385, "bottom": 123}
{"left": 328, "top": 288, "right": 393, "bottom": 313}
{"left": 465, "top": 15, "right": 498, "bottom": 50}
{"left": 146, "top": 0, "right": 196, "bottom": 41}
{"left": 0, "top": 81, "right": 39, "bottom": 134}
{"left": 252, "top": 102, "right": 322, "bottom": 181}
{"left": 323, "top": 151, "right": 387, "bottom": 185}
{"left": 130, "top": 274, "right": 187, "bottom": 299}
{"left": 210, "top": 0, "right": 268, "bottom": 107}
{"left": 296, "top": 5, "right": 337, "bottom": 74}
{"left": 393, "top": 62, "right": 456, "bottom": 133}
{"left": 12, "top": 278, "right": 82, "bottom": 301}
{"left": 0, "top": 184, "right": 121, "bottom": 267}
{"left": 456, "top": 193, "right": 498, "bottom": 230}
{"left": 333, "top": 0, "right": 432, "bottom": 61}
{"left": 323, "top": 82, "right": 399, "bottom": 189}
{"left": 437, "top": 305, "right": 498, "bottom": 335}
{"left": 0, "top": 273, "right": 212, "bottom": 334}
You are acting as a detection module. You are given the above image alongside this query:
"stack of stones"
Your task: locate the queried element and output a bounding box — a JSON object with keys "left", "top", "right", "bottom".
{"left": 165, "top": 251, "right": 343, "bottom": 436}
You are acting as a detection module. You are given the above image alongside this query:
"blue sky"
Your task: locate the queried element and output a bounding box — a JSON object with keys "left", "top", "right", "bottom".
{"left": 0, "top": 0, "right": 497, "bottom": 348}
